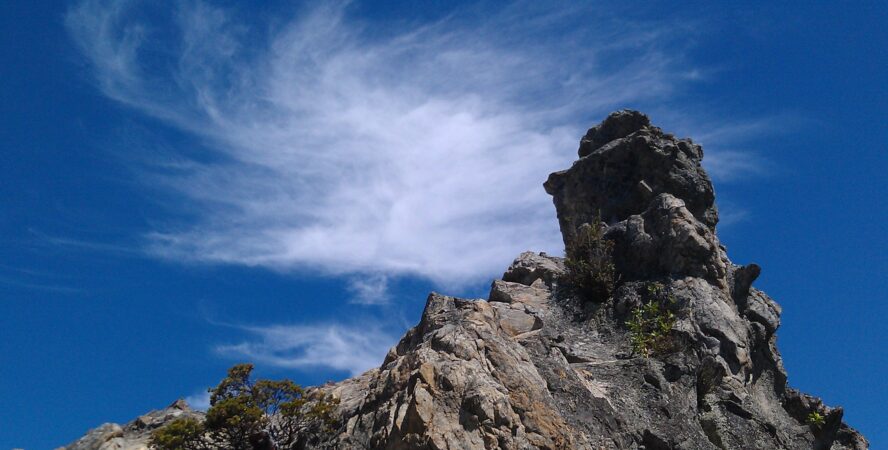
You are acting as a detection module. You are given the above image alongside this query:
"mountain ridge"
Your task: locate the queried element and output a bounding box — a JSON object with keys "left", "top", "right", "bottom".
{"left": 62, "top": 111, "right": 868, "bottom": 450}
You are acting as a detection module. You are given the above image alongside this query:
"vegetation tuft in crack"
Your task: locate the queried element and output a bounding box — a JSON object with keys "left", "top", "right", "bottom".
{"left": 807, "top": 411, "right": 826, "bottom": 429}
{"left": 563, "top": 215, "right": 616, "bottom": 302}
{"left": 626, "top": 282, "right": 677, "bottom": 357}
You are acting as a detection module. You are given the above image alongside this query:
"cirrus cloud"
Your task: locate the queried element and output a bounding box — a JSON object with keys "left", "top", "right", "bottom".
{"left": 67, "top": 0, "right": 715, "bottom": 288}
{"left": 216, "top": 323, "right": 397, "bottom": 377}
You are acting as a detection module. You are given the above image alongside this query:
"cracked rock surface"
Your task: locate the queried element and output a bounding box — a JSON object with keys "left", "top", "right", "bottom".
{"left": 60, "top": 400, "right": 203, "bottom": 450}
{"left": 63, "top": 111, "right": 868, "bottom": 450}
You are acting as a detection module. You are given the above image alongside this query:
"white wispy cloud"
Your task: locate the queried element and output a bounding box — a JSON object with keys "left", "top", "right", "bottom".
{"left": 66, "top": 0, "right": 723, "bottom": 288}
{"left": 216, "top": 323, "right": 397, "bottom": 376}
{"left": 184, "top": 390, "right": 211, "bottom": 411}
{"left": 28, "top": 229, "right": 139, "bottom": 256}
{"left": 347, "top": 274, "right": 390, "bottom": 305}
{"left": 713, "top": 200, "right": 751, "bottom": 228}
{"left": 0, "top": 275, "right": 83, "bottom": 295}
{"left": 669, "top": 113, "right": 805, "bottom": 182}
{"left": 703, "top": 149, "right": 767, "bottom": 182}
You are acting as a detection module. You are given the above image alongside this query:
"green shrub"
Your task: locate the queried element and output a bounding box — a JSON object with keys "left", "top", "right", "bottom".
{"left": 626, "top": 282, "right": 676, "bottom": 357}
{"left": 150, "top": 364, "right": 338, "bottom": 450}
{"left": 807, "top": 411, "right": 826, "bottom": 428}
{"left": 564, "top": 217, "right": 616, "bottom": 302}
{"left": 150, "top": 418, "right": 206, "bottom": 450}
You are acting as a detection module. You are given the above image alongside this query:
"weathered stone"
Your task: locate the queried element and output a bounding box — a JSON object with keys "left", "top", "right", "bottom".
{"left": 489, "top": 279, "right": 550, "bottom": 309}
{"left": 59, "top": 400, "right": 203, "bottom": 450}
{"left": 501, "top": 251, "right": 565, "bottom": 288}
{"left": 605, "top": 194, "right": 727, "bottom": 286}
{"left": 545, "top": 110, "right": 718, "bottom": 247}
{"left": 64, "top": 111, "right": 867, "bottom": 450}
{"left": 731, "top": 263, "right": 761, "bottom": 300}
{"left": 577, "top": 109, "right": 651, "bottom": 158}
{"left": 491, "top": 302, "right": 542, "bottom": 337}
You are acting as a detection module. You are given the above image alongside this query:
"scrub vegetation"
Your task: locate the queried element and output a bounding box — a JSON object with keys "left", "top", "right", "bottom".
{"left": 150, "top": 364, "right": 338, "bottom": 450}
{"left": 564, "top": 216, "right": 616, "bottom": 302}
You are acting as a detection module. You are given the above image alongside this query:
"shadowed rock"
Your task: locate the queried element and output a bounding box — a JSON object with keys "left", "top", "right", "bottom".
{"left": 546, "top": 110, "right": 718, "bottom": 247}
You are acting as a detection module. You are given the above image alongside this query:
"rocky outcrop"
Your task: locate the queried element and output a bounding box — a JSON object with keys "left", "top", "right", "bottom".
{"left": 60, "top": 400, "right": 203, "bottom": 450}
{"left": 64, "top": 111, "right": 868, "bottom": 449}
{"left": 545, "top": 110, "right": 718, "bottom": 245}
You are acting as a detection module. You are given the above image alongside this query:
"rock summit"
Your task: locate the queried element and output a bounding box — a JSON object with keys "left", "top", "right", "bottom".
{"left": 63, "top": 111, "right": 868, "bottom": 450}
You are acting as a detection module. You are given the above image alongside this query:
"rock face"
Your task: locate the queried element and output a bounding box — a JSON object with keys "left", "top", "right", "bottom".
{"left": 545, "top": 110, "right": 719, "bottom": 246}
{"left": 64, "top": 111, "right": 868, "bottom": 449}
{"left": 60, "top": 400, "right": 203, "bottom": 450}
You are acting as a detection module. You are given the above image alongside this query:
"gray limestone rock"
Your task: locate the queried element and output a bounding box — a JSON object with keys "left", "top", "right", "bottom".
{"left": 545, "top": 110, "right": 718, "bottom": 246}
{"left": 63, "top": 112, "right": 867, "bottom": 450}
{"left": 60, "top": 400, "right": 203, "bottom": 450}
{"left": 501, "top": 251, "right": 565, "bottom": 288}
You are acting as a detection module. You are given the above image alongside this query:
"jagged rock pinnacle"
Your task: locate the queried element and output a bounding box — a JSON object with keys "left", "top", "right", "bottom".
{"left": 62, "top": 112, "right": 868, "bottom": 450}
{"left": 577, "top": 109, "right": 651, "bottom": 157}
{"left": 546, "top": 110, "right": 718, "bottom": 248}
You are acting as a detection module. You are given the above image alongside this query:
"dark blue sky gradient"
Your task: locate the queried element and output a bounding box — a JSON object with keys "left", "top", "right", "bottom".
{"left": 1, "top": 1, "right": 886, "bottom": 448}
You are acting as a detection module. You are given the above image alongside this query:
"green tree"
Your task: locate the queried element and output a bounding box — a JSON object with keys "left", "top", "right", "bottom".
{"left": 149, "top": 418, "right": 208, "bottom": 450}
{"left": 150, "top": 364, "right": 338, "bottom": 450}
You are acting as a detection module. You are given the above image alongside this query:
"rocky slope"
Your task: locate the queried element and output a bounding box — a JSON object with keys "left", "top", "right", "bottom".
{"left": 63, "top": 111, "right": 868, "bottom": 449}
{"left": 60, "top": 400, "right": 203, "bottom": 450}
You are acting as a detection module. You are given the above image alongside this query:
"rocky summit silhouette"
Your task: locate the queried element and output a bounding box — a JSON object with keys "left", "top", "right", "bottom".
{"left": 62, "top": 111, "right": 868, "bottom": 450}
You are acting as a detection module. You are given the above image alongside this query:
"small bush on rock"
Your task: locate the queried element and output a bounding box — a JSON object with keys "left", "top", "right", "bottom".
{"left": 564, "top": 217, "right": 616, "bottom": 302}
{"left": 150, "top": 363, "right": 338, "bottom": 450}
{"left": 807, "top": 411, "right": 826, "bottom": 428}
{"left": 626, "top": 282, "right": 677, "bottom": 357}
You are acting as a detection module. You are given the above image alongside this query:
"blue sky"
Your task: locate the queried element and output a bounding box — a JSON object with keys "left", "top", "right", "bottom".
{"left": 1, "top": 1, "right": 886, "bottom": 448}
